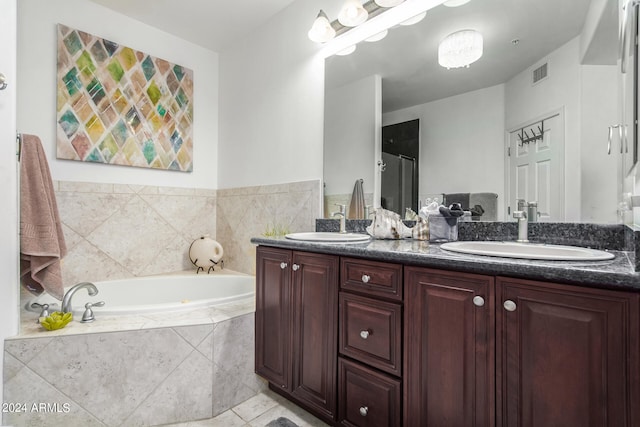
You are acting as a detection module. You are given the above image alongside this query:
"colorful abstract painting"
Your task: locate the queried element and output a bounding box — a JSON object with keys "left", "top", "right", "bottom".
{"left": 56, "top": 24, "right": 194, "bottom": 171}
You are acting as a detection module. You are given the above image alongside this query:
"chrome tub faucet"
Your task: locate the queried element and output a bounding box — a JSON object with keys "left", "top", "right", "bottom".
{"left": 62, "top": 282, "right": 98, "bottom": 313}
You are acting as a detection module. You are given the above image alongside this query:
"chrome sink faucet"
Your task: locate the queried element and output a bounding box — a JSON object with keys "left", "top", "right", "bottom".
{"left": 513, "top": 210, "right": 529, "bottom": 243}
{"left": 331, "top": 203, "right": 347, "bottom": 233}
{"left": 62, "top": 282, "right": 98, "bottom": 313}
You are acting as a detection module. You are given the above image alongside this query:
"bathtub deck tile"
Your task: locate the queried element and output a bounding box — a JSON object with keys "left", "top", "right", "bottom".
{"left": 124, "top": 349, "right": 213, "bottom": 426}
{"left": 173, "top": 324, "right": 214, "bottom": 348}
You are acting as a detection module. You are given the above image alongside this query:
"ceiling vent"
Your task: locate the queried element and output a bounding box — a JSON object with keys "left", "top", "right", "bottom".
{"left": 532, "top": 62, "right": 548, "bottom": 85}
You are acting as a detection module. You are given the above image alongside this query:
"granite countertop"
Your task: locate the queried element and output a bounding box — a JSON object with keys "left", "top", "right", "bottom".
{"left": 251, "top": 236, "right": 640, "bottom": 292}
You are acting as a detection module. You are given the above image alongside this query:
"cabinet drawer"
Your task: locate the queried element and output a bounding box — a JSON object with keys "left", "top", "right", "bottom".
{"left": 341, "top": 258, "right": 402, "bottom": 301}
{"left": 338, "top": 357, "right": 401, "bottom": 427}
{"left": 340, "top": 292, "right": 402, "bottom": 376}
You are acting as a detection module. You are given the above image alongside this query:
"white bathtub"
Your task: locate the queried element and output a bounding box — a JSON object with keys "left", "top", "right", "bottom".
{"left": 25, "top": 271, "right": 255, "bottom": 316}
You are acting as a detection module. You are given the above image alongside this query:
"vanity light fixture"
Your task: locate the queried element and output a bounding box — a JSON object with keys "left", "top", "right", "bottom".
{"left": 308, "top": 10, "right": 336, "bottom": 43}
{"left": 365, "top": 29, "right": 389, "bottom": 42}
{"left": 443, "top": 0, "right": 471, "bottom": 7}
{"left": 438, "top": 29, "right": 483, "bottom": 69}
{"left": 374, "top": 0, "right": 405, "bottom": 7}
{"left": 338, "top": 0, "right": 369, "bottom": 27}
{"left": 399, "top": 11, "right": 427, "bottom": 26}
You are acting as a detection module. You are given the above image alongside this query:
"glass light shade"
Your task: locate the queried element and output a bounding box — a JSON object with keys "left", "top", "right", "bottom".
{"left": 399, "top": 11, "right": 427, "bottom": 26}
{"left": 308, "top": 10, "right": 336, "bottom": 43}
{"left": 365, "top": 29, "right": 388, "bottom": 42}
{"left": 443, "top": 0, "right": 471, "bottom": 7}
{"left": 338, "top": 0, "right": 369, "bottom": 27}
{"left": 374, "top": 0, "right": 405, "bottom": 7}
{"left": 438, "top": 29, "right": 483, "bottom": 69}
{"left": 336, "top": 45, "right": 357, "bottom": 56}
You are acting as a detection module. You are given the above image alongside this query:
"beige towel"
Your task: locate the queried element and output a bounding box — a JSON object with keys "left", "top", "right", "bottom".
{"left": 19, "top": 134, "right": 67, "bottom": 300}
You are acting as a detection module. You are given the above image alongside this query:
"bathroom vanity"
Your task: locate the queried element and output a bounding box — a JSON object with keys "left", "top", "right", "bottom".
{"left": 252, "top": 235, "right": 640, "bottom": 427}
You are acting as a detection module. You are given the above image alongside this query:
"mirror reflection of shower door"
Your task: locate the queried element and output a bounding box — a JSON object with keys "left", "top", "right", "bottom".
{"left": 381, "top": 152, "right": 416, "bottom": 215}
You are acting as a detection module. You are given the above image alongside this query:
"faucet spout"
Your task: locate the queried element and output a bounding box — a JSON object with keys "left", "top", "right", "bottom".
{"left": 513, "top": 210, "right": 529, "bottom": 243}
{"left": 62, "top": 282, "right": 98, "bottom": 314}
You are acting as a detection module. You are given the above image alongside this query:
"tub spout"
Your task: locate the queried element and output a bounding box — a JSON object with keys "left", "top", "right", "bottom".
{"left": 62, "top": 282, "right": 98, "bottom": 314}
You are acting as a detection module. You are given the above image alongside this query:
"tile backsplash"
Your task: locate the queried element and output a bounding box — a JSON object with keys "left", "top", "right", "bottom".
{"left": 55, "top": 181, "right": 216, "bottom": 285}
{"left": 53, "top": 179, "right": 321, "bottom": 285}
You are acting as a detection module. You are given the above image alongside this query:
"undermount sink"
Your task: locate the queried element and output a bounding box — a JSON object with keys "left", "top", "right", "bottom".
{"left": 284, "top": 232, "right": 371, "bottom": 243}
{"left": 440, "top": 241, "right": 615, "bottom": 261}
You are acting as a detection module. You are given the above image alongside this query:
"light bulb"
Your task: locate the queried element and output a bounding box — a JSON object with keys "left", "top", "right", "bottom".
{"left": 338, "top": 0, "right": 368, "bottom": 27}
{"left": 308, "top": 10, "right": 336, "bottom": 43}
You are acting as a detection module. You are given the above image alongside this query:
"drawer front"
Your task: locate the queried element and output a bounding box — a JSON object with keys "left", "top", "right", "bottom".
{"left": 338, "top": 357, "right": 401, "bottom": 427}
{"left": 340, "top": 292, "right": 402, "bottom": 376}
{"left": 341, "top": 258, "right": 403, "bottom": 301}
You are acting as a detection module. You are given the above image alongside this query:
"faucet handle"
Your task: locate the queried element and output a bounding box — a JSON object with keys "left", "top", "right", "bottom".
{"left": 81, "top": 301, "right": 105, "bottom": 323}
{"left": 31, "top": 302, "right": 58, "bottom": 323}
{"left": 513, "top": 210, "right": 527, "bottom": 219}
{"left": 334, "top": 203, "right": 346, "bottom": 213}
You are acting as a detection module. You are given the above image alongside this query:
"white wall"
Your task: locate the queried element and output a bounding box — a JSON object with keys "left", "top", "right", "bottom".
{"left": 18, "top": 0, "right": 219, "bottom": 189}
{"left": 580, "top": 64, "right": 619, "bottom": 223}
{"left": 383, "top": 84, "right": 505, "bottom": 215}
{"left": 218, "top": 0, "right": 325, "bottom": 190}
{"left": 324, "top": 74, "right": 380, "bottom": 196}
{"left": 0, "top": 0, "right": 19, "bottom": 407}
{"left": 505, "top": 37, "right": 582, "bottom": 221}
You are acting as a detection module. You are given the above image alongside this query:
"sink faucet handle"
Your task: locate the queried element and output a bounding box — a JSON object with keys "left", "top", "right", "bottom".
{"left": 81, "top": 301, "right": 105, "bottom": 323}
{"left": 513, "top": 210, "right": 527, "bottom": 219}
{"left": 334, "top": 203, "right": 346, "bottom": 213}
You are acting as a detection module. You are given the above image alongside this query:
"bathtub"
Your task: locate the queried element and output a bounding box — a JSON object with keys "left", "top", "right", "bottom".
{"left": 25, "top": 271, "right": 255, "bottom": 316}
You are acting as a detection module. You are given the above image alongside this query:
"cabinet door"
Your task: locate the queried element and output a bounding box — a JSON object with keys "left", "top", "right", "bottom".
{"left": 404, "top": 267, "right": 495, "bottom": 427}
{"left": 291, "top": 251, "right": 339, "bottom": 420}
{"left": 255, "top": 246, "right": 292, "bottom": 390}
{"left": 496, "top": 277, "right": 640, "bottom": 427}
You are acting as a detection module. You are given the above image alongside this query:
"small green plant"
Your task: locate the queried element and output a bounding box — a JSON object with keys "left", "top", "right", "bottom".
{"left": 263, "top": 223, "right": 291, "bottom": 237}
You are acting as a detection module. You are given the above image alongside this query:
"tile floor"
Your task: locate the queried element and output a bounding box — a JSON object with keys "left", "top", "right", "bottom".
{"left": 163, "top": 389, "right": 330, "bottom": 427}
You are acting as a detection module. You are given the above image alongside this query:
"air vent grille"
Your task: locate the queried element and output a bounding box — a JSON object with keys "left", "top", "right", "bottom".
{"left": 533, "top": 63, "right": 548, "bottom": 84}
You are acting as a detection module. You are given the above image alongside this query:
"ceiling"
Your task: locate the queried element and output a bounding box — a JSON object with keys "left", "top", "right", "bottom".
{"left": 325, "top": 0, "right": 606, "bottom": 113}
{"left": 88, "top": 0, "right": 299, "bottom": 52}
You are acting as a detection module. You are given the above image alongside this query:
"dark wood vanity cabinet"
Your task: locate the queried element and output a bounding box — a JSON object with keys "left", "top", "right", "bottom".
{"left": 404, "top": 267, "right": 495, "bottom": 427}
{"left": 256, "top": 245, "right": 640, "bottom": 427}
{"left": 496, "top": 277, "right": 640, "bottom": 427}
{"left": 255, "top": 246, "right": 339, "bottom": 422}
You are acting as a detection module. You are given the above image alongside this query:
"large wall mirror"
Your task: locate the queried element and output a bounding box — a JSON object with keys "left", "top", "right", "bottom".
{"left": 323, "top": 0, "right": 630, "bottom": 224}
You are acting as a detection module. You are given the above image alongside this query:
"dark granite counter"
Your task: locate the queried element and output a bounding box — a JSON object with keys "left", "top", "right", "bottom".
{"left": 251, "top": 236, "right": 640, "bottom": 292}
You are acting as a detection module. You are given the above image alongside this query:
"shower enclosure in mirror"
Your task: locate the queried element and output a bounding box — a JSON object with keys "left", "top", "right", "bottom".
{"left": 324, "top": 0, "right": 626, "bottom": 224}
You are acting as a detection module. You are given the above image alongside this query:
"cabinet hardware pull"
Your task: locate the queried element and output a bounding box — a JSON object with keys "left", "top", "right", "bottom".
{"left": 360, "top": 330, "right": 370, "bottom": 339}
{"left": 473, "top": 296, "right": 485, "bottom": 307}
{"left": 361, "top": 274, "right": 370, "bottom": 283}
{"left": 280, "top": 262, "right": 288, "bottom": 269}
{"left": 359, "top": 406, "right": 368, "bottom": 416}
{"left": 292, "top": 264, "right": 300, "bottom": 271}
{"left": 503, "top": 300, "right": 517, "bottom": 312}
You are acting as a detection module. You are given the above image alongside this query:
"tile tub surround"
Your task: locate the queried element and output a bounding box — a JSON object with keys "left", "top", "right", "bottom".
{"left": 3, "top": 311, "right": 266, "bottom": 427}
{"left": 54, "top": 181, "right": 217, "bottom": 285}
{"left": 216, "top": 180, "right": 321, "bottom": 275}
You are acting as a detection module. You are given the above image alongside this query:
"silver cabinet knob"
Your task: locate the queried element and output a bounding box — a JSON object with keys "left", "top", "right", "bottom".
{"left": 360, "top": 330, "right": 370, "bottom": 339}
{"left": 292, "top": 264, "right": 300, "bottom": 271}
{"left": 473, "top": 296, "right": 485, "bottom": 307}
{"left": 0, "top": 73, "right": 7, "bottom": 90}
{"left": 361, "top": 274, "right": 370, "bottom": 283}
{"left": 503, "top": 300, "right": 517, "bottom": 312}
{"left": 359, "top": 406, "right": 368, "bottom": 416}
{"left": 280, "top": 262, "right": 288, "bottom": 269}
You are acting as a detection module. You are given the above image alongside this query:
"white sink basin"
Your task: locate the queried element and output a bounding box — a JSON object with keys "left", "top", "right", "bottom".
{"left": 285, "top": 232, "right": 371, "bottom": 243}
{"left": 440, "top": 241, "right": 615, "bottom": 261}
